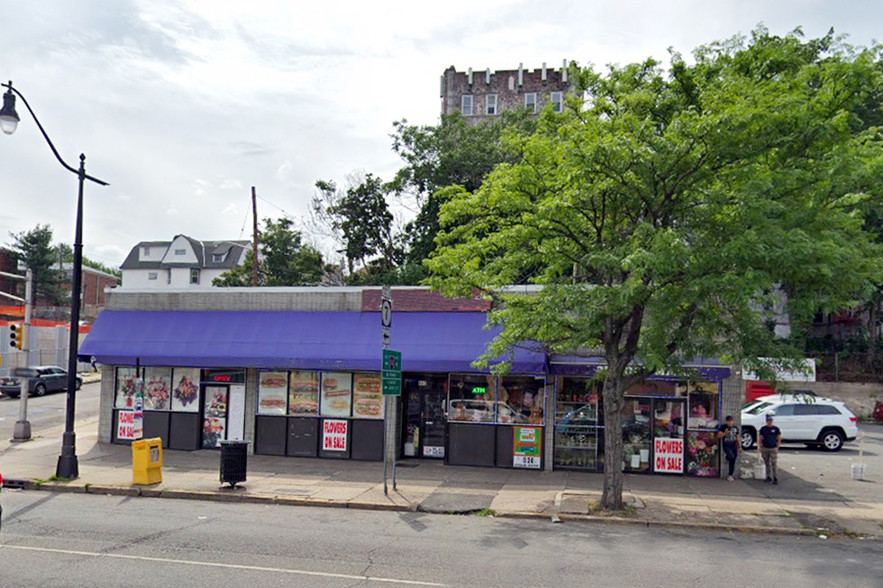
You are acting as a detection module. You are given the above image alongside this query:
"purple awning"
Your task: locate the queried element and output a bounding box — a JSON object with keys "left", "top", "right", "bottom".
{"left": 79, "top": 310, "right": 546, "bottom": 374}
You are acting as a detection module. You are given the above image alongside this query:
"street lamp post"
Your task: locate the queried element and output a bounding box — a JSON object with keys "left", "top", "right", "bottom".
{"left": 1, "top": 80, "right": 108, "bottom": 479}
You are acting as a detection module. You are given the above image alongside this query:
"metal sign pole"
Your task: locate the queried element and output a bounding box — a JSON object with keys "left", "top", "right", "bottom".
{"left": 13, "top": 269, "right": 33, "bottom": 441}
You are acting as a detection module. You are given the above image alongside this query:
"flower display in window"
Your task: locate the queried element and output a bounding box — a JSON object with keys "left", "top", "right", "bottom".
{"left": 144, "top": 376, "right": 170, "bottom": 410}
{"left": 687, "top": 431, "right": 718, "bottom": 476}
{"left": 174, "top": 375, "right": 199, "bottom": 407}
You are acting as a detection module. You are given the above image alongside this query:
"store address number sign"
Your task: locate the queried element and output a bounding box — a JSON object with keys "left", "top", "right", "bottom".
{"left": 513, "top": 426, "right": 542, "bottom": 469}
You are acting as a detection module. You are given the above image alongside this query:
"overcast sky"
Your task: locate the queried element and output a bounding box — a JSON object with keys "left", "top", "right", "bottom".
{"left": 2, "top": 0, "right": 881, "bottom": 268}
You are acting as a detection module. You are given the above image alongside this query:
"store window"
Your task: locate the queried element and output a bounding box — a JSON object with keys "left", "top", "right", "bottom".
{"left": 686, "top": 381, "right": 720, "bottom": 477}
{"left": 143, "top": 367, "right": 171, "bottom": 410}
{"left": 258, "top": 371, "right": 288, "bottom": 415}
{"left": 554, "top": 377, "right": 602, "bottom": 470}
{"left": 114, "top": 367, "right": 142, "bottom": 409}
{"left": 320, "top": 372, "right": 353, "bottom": 417}
{"left": 288, "top": 371, "right": 319, "bottom": 415}
{"left": 622, "top": 398, "right": 652, "bottom": 472}
{"left": 171, "top": 367, "right": 201, "bottom": 412}
{"left": 497, "top": 375, "right": 544, "bottom": 424}
{"left": 448, "top": 374, "right": 496, "bottom": 423}
{"left": 352, "top": 373, "right": 383, "bottom": 419}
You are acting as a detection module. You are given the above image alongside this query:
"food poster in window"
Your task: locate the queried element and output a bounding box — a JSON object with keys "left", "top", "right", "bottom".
{"left": 288, "top": 371, "right": 319, "bottom": 415}
{"left": 258, "top": 371, "right": 288, "bottom": 415}
{"left": 202, "top": 386, "right": 228, "bottom": 448}
{"left": 352, "top": 373, "right": 383, "bottom": 419}
{"left": 687, "top": 430, "right": 719, "bottom": 477}
{"left": 143, "top": 367, "right": 171, "bottom": 410}
{"left": 320, "top": 372, "right": 353, "bottom": 417}
{"left": 115, "top": 367, "right": 141, "bottom": 409}
{"left": 171, "top": 368, "right": 201, "bottom": 412}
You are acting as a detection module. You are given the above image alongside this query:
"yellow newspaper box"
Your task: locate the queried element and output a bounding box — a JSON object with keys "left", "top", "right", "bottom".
{"left": 132, "top": 438, "right": 163, "bottom": 485}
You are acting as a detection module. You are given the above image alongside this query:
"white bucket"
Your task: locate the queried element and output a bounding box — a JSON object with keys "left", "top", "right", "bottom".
{"left": 851, "top": 463, "right": 867, "bottom": 481}
{"left": 753, "top": 463, "right": 766, "bottom": 480}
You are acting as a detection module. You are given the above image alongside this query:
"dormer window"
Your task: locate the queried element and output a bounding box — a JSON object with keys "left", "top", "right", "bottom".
{"left": 212, "top": 253, "right": 225, "bottom": 263}
{"left": 141, "top": 246, "right": 151, "bottom": 257}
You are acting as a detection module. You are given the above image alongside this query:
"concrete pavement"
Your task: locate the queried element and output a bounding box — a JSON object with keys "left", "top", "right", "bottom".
{"left": 2, "top": 389, "right": 881, "bottom": 539}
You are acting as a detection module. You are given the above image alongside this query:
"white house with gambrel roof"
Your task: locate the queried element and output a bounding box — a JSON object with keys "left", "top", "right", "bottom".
{"left": 120, "top": 235, "right": 250, "bottom": 288}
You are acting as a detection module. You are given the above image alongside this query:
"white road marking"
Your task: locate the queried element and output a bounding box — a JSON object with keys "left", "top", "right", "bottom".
{"left": 0, "top": 544, "right": 446, "bottom": 586}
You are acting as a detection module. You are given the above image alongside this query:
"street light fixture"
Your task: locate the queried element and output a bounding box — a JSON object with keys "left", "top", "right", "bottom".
{"left": 1, "top": 80, "right": 108, "bottom": 479}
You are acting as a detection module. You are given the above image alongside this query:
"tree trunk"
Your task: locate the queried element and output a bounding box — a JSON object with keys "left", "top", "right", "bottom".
{"left": 600, "top": 371, "right": 625, "bottom": 510}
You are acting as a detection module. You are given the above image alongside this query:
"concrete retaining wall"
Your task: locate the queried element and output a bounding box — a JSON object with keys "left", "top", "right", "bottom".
{"left": 776, "top": 381, "right": 883, "bottom": 420}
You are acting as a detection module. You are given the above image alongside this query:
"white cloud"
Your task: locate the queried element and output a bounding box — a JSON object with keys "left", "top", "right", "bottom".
{"left": 2, "top": 0, "right": 882, "bottom": 266}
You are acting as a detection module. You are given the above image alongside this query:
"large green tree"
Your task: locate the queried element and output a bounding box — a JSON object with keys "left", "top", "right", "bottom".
{"left": 8, "top": 224, "right": 66, "bottom": 306}
{"left": 213, "top": 218, "right": 325, "bottom": 286}
{"left": 426, "top": 29, "right": 883, "bottom": 509}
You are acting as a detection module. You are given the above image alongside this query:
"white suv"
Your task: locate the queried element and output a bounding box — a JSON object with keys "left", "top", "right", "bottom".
{"left": 740, "top": 395, "right": 858, "bottom": 452}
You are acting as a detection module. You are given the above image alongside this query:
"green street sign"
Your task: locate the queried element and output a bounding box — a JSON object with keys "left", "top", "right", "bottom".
{"left": 381, "top": 349, "right": 401, "bottom": 396}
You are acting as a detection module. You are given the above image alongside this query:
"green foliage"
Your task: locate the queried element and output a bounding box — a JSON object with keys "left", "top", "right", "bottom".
{"left": 213, "top": 218, "right": 325, "bottom": 287}
{"left": 427, "top": 28, "right": 883, "bottom": 508}
{"left": 8, "top": 224, "right": 66, "bottom": 305}
{"left": 313, "top": 175, "right": 398, "bottom": 276}
{"left": 390, "top": 111, "right": 537, "bottom": 269}
{"left": 57, "top": 243, "right": 121, "bottom": 278}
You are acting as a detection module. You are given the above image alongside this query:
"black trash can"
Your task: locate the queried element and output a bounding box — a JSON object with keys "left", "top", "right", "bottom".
{"left": 219, "top": 440, "right": 249, "bottom": 487}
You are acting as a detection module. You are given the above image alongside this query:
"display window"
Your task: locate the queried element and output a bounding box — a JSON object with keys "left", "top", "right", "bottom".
{"left": 626, "top": 379, "right": 685, "bottom": 397}
{"left": 320, "top": 372, "right": 353, "bottom": 417}
{"left": 143, "top": 367, "right": 171, "bottom": 410}
{"left": 202, "top": 386, "right": 228, "bottom": 448}
{"left": 448, "top": 374, "right": 496, "bottom": 423}
{"left": 496, "top": 376, "right": 544, "bottom": 424}
{"left": 554, "top": 377, "right": 603, "bottom": 470}
{"left": 171, "top": 367, "right": 201, "bottom": 412}
{"left": 258, "top": 371, "right": 289, "bottom": 415}
{"left": 687, "top": 431, "right": 719, "bottom": 476}
{"left": 288, "top": 371, "right": 319, "bottom": 415}
{"left": 114, "top": 367, "right": 141, "bottom": 409}
{"left": 352, "top": 373, "right": 384, "bottom": 419}
{"left": 622, "top": 398, "right": 652, "bottom": 472}
{"left": 687, "top": 381, "right": 720, "bottom": 430}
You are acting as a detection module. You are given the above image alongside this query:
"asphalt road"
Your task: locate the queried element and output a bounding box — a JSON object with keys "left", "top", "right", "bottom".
{"left": 0, "top": 491, "right": 881, "bottom": 588}
{"left": 0, "top": 380, "right": 100, "bottom": 442}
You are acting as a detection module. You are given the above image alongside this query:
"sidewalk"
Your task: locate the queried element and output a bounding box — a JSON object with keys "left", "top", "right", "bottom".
{"left": 2, "top": 417, "right": 881, "bottom": 539}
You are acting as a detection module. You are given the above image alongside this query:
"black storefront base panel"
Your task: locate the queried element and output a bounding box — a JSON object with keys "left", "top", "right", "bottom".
{"left": 255, "top": 416, "right": 287, "bottom": 455}
{"left": 495, "top": 426, "right": 515, "bottom": 468}
{"left": 350, "top": 419, "right": 383, "bottom": 461}
{"left": 447, "top": 423, "right": 496, "bottom": 467}
{"left": 169, "top": 413, "right": 201, "bottom": 450}
{"left": 143, "top": 411, "right": 170, "bottom": 447}
{"left": 287, "top": 417, "right": 319, "bottom": 457}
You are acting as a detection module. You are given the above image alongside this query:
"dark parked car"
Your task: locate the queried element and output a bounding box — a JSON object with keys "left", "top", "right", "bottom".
{"left": 0, "top": 366, "right": 82, "bottom": 398}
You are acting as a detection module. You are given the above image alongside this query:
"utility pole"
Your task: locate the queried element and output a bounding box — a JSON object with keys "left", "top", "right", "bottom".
{"left": 251, "top": 186, "right": 259, "bottom": 287}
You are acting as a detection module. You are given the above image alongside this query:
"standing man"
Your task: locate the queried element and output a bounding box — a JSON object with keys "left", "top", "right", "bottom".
{"left": 718, "top": 415, "right": 741, "bottom": 481}
{"left": 759, "top": 413, "right": 782, "bottom": 485}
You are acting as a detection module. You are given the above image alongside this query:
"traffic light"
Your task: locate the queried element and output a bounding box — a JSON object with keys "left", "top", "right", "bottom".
{"left": 9, "top": 323, "right": 24, "bottom": 349}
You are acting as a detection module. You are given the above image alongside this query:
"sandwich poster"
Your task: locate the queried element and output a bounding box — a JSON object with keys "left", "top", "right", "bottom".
{"left": 258, "top": 371, "right": 288, "bottom": 415}
{"left": 353, "top": 373, "right": 383, "bottom": 419}
{"left": 320, "top": 372, "right": 353, "bottom": 417}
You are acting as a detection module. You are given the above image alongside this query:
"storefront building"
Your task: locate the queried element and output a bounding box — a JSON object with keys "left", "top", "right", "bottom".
{"left": 81, "top": 287, "right": 743, "bottom": 477}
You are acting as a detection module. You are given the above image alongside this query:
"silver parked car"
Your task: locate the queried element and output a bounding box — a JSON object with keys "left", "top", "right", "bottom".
{"left": 0, "top": 366, "right": 82, "bottom": 398}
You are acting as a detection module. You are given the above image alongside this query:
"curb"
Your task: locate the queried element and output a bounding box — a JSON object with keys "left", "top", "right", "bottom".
{"left": 6, "top": 478, "right": 879, "bottom": 539}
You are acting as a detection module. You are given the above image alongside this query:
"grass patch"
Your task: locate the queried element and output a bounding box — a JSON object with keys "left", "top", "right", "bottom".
{"left": 476, "top": 508, "right": 496, "bottom": 517}
{"left": 587, "top": 500, "right": 638, "bottom": 517}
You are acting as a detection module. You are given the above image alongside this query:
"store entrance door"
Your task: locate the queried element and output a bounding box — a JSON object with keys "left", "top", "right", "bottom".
{"left": 651, "top": 398, "right": 686, "bottom": 474}
{"left": 402, "top": 375, "right": 447, "bottom": 459}
{"left": 202, "top": 385, "right": 229, "bottom": 449}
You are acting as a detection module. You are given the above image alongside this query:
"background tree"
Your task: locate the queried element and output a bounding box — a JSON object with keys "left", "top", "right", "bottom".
{"left": 8, "top": 224, "right": 66, "bottom": 306}
{"left": 427, "top": 29, "right": 883, "bottom": 510}
{"left": 213, "top": 218, "right": 325, "bottom": 286}
{"left": 57, "top": 243, "right": 121, "bottom": 278}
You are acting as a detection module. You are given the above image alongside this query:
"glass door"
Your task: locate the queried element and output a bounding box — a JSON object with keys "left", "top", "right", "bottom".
{"left": 202, "top": 385, "right": 228, "bottom": 448}
{"left": 622, "top": 398, "right": 652, "bottom": 472}
{"left": 402, "top": 376, "right": 447, "bottom": 459}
